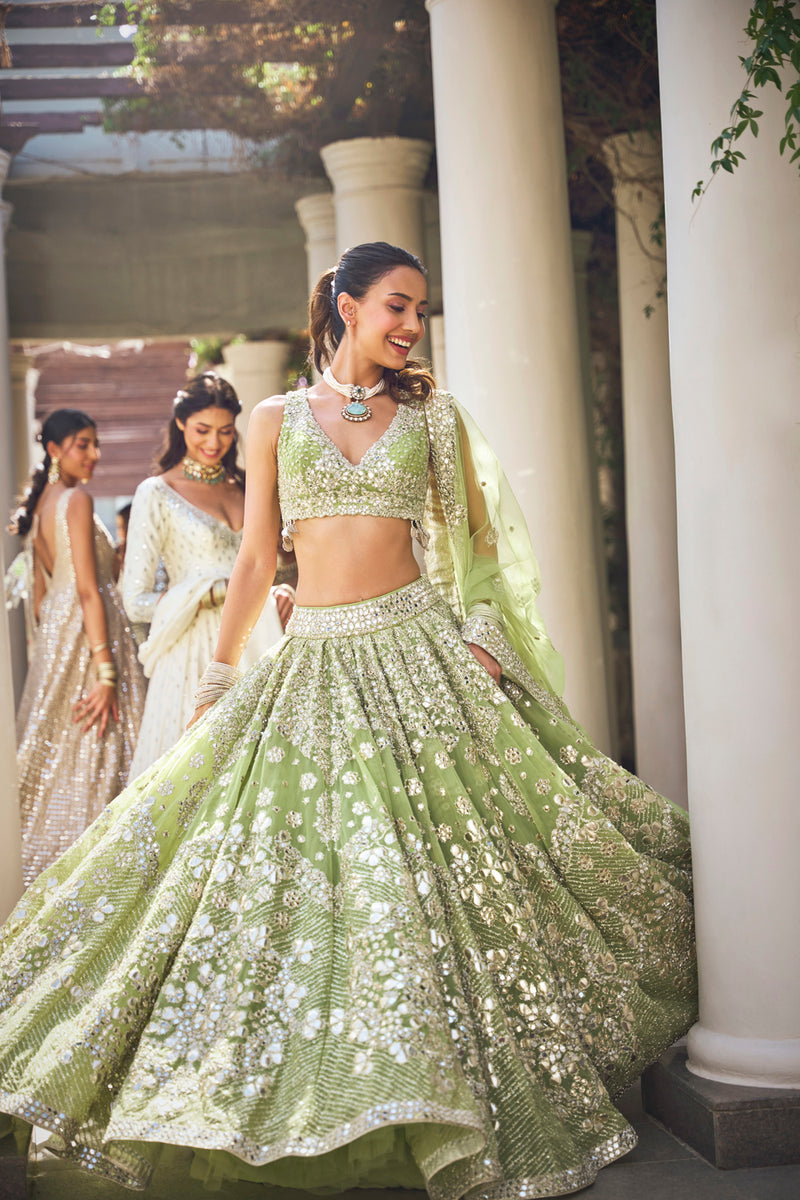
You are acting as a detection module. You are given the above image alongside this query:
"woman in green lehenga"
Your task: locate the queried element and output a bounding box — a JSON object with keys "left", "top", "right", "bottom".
{"left": 0, "top": 242, "right": 696, "bottom": 1196}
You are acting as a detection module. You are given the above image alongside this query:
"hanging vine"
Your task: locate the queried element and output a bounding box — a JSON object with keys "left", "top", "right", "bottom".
{"left": 693, "top": 0, "right": 800, "bottom": 198}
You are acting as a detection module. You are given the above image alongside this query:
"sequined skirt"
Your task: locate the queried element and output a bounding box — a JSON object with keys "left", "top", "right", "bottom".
{"left": 16, "top": 578, "right": 146, "bottom": 888}
{"left": 0, "top": 576, "right": 696, "bottom": 1195}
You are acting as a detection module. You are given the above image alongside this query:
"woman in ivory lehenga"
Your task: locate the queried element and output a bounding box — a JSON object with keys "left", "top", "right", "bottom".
{"left": 122, "top": 373, "right": 294, "bottom": 774}
{"left": 0, "top": 244, "right": 696, "bottom": 1197}
{"left": 5, "top": 409, "right": 145, "bottom": 888}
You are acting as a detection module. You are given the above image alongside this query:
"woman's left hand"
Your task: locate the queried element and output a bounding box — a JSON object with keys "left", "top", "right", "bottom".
{"left": 467, "top": 642, "right": 502, "bottom": 684}
{"left": 72, "top": 682, "right": 119, "bottom": 738}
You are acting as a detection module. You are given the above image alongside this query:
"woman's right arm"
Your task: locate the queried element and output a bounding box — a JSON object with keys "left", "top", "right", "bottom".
{"left": 65, "top": 489, "right": 119, "bottom": 737}
{"left": 212, "top": 398, "right": 283, "bottom": 666}
{"left": 121, "top": 481, "right": 166, "bottom": 624}
{"left": 187, "top": 399, "right": 283, "bottom": 726}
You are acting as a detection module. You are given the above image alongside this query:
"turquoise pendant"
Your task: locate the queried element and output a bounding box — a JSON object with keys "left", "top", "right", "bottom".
{"left": 341, "top": 399, "right": 372, "bottom": 422}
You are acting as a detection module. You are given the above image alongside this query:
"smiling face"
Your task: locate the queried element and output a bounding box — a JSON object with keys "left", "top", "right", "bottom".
{"left": 177, "top": 406, "right": 236, "bottom": 467}
{"left": 342, "top": 265, "right": 428, "bottom": 370}
{"left": 48, "top": 425, "right": 100, "bottom": 485}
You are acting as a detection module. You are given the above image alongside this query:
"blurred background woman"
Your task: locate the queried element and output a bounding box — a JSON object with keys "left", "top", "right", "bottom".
{"left": 122, "top": 372, "right": 294, "bottom": 774}
{"left": 7, "top": 408, "right": 145, "bottom": 887}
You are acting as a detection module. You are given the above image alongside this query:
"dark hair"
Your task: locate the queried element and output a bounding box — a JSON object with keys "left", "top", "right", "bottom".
{"left": 9, "top": 408, "right": 97, "bottom": 537}
{"left": 155, "top": 371, "right": 244, "bottom": 487}
{"left": 308, "top": 241, "right": 435, "bottom": 404}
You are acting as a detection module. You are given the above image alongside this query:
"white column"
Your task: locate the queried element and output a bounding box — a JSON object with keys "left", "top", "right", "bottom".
{"left": 658, "top": 0, "right": 800, "bottom": 1086}
{"left": 222, "top": 339, "right": 291, "bottom": 441}
{"left": 321, "top": 136, "right": 434, "bottom": 365}
{"left": 603, "top": 133, "right": 687, "bottom": 806}
{"left": 0, "top": 151, "right": 24, "bottom": 919}
{"left": 429, "top": 313, "right": 447, "bottom": 389}
{"left": 320, "top": 137, "right": 432, "bottom": 258}
{"left": 10, "top": 351, "right": 38, "bottom": 489}
{"left": 426, "top": 0, "right": 611, "bottom": 750}
{"left": 571, "top": 230, "right": 619, "bottom": 761}
{"left": 295, "top": 192, "right": 337, "bottom": 297}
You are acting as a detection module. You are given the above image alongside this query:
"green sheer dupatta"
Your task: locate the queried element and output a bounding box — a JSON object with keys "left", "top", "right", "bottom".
{"left": 423, "top": 390, "right": 568, "bottom": 715}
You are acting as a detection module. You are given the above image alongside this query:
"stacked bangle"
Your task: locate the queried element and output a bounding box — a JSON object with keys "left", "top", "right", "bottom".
{"left": 200, "top": 579, "right": 228, "bottom": 610}
{"left": 96, "top": 661, "right": 118, "bottom": 689}
{"left": 193, "top": 661, "right": 241, "bottom": 709}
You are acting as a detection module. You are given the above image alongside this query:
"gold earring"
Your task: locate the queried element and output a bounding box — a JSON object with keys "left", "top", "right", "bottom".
{"left": 47, "top": 458, "right": 61, "bottom": 485}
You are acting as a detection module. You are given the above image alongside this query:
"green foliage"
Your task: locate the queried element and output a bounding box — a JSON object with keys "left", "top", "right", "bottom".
{"left": 693, "top": 0, "right": 800, "bottom": 199}
{"left": 188, "top": 335, "right": 225, "bottom": 370}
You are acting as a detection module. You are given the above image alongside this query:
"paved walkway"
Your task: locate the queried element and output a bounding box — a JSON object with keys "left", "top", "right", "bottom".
{"left": 2, "top": 1083, "right": 798, "bottom": 1199}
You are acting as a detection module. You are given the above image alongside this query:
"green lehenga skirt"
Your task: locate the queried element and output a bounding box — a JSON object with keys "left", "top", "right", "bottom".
{"left": 0, "top": 576, "right": 696, "bottom": 1196}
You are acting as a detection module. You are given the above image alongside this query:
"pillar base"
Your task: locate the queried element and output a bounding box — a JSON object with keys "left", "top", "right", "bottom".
{"left": 642, "top": 1047, "right": 800, "bottom": 1169}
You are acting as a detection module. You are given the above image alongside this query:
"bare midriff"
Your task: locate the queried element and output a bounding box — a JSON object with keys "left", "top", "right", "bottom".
{"left": 292, "top": 514, "right": 420, "bottom": 607}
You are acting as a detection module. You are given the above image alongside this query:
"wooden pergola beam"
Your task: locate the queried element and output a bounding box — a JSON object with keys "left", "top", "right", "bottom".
{"left": 0, "top": 76, "right": 143, "bottom": 101}
{"left": 3, "top": 2, "right": 295, "bottom": 29}
{"left": 4, "top": 3, "right": 125, "bottom": 28}
{"left": 1, "top": 110, "right": 103, "bottom": 133}
{"left": 5, "top": 43, "right": 136, "bottom": 70}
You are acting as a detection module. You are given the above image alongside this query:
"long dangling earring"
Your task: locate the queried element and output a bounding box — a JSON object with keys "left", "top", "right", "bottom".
{"left": 47, "top": 457, "right": 61, "bottom": 485}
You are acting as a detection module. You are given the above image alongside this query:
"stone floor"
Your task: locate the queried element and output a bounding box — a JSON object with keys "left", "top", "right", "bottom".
{"left": 1, "top": 1082, "right": 799, "bottom": 1199}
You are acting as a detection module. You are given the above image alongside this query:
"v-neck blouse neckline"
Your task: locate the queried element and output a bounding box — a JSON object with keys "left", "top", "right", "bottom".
{"left": 157, "top": 476, "right": 243, "bottom": 535}
{"left": 302, "top": 388, "right": 404, "bottom": 468}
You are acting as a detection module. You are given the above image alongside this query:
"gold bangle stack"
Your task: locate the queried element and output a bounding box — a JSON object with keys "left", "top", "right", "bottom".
{"left": 96, "top": 661, "right": 118, "bottom": 689}
{"left": 200, "top": 579, "right": 227, "bottom": 610}
{"left": 193, "top": 660, "right": 241, "bottom": 709}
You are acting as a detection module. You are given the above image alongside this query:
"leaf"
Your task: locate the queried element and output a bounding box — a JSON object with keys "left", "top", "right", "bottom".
{"left": 720, "top": 157, "right": 735, "bottom": 172}
{"left": 750, "top": 118, "right": 759, "bottom": 135}
{"left": 735, "top": 119, "right": 750, "bottom": 137}
{"left": 791, "top": 146, "right": 800, "bottom": 163}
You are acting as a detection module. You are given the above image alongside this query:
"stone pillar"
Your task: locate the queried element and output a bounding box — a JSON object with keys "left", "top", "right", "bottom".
{"left": 321, "top": 136, "right": 433, "bottom": 360}
{"left": 656, "top": 0, "right": 800, "bottom": 1094}
{"left": 320, "top": 137, "right": 432, "bottom": 259}
{"left": 426, "top": 0, "right": 612, "bottom": 750}
{"left": 0, "top": 151, "right": 24, "bottom": 920}
{"left": 222, "top": 339, "right": 291, "bottom": 442}
{"left": 429, "top": 314, "right": 447, "bottom": 389}
{"left": 9, "top": 351, "right": 38, "bottom": 491}
{"left": 295, "top": 192, "right": 337, "bottom": 298}
{"left": 571, "top": 230, "right": 619, "bottom": 761}
{"left": 602, "top": 133, "right": 687, "bottom": 806}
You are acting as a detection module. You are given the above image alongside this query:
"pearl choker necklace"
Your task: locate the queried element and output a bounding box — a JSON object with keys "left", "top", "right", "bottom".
{"left": 322, "top": 366, "right": 385, "bottom": 422}
{"left": 181, "top": 456, "right": 226, "bottom": 484}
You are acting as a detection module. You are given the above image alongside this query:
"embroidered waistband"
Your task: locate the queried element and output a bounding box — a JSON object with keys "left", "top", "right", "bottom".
{"left": 286, "top": 575, "right": 437, "bottom": 638}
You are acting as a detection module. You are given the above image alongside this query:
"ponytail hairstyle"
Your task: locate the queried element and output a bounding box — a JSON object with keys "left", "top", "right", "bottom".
{"left": 9, "top": 408, "right": 97, "bottom": 537}
{"left": 308, "top": 241, "right": 436, "bottom": 405}
{"left": 155, "top": 371, "right": 244, "bottom": 487}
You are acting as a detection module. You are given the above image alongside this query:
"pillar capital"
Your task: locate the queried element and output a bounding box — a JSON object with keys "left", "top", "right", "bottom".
{"left": 320, "top": 136, "right": 432, "bottom": 260}
{"left": 321, "top": 137, "right": 432, "bottom": 197}
{"left": 295, "top": 192, "right": 335, "bottom": 241}
{"left": 222, "top": 339, "right": 292, "bottom": 441}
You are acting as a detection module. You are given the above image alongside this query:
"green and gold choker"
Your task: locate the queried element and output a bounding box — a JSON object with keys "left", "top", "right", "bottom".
{"left": 181, "top": 456, "right": 226, "bottom": 484}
